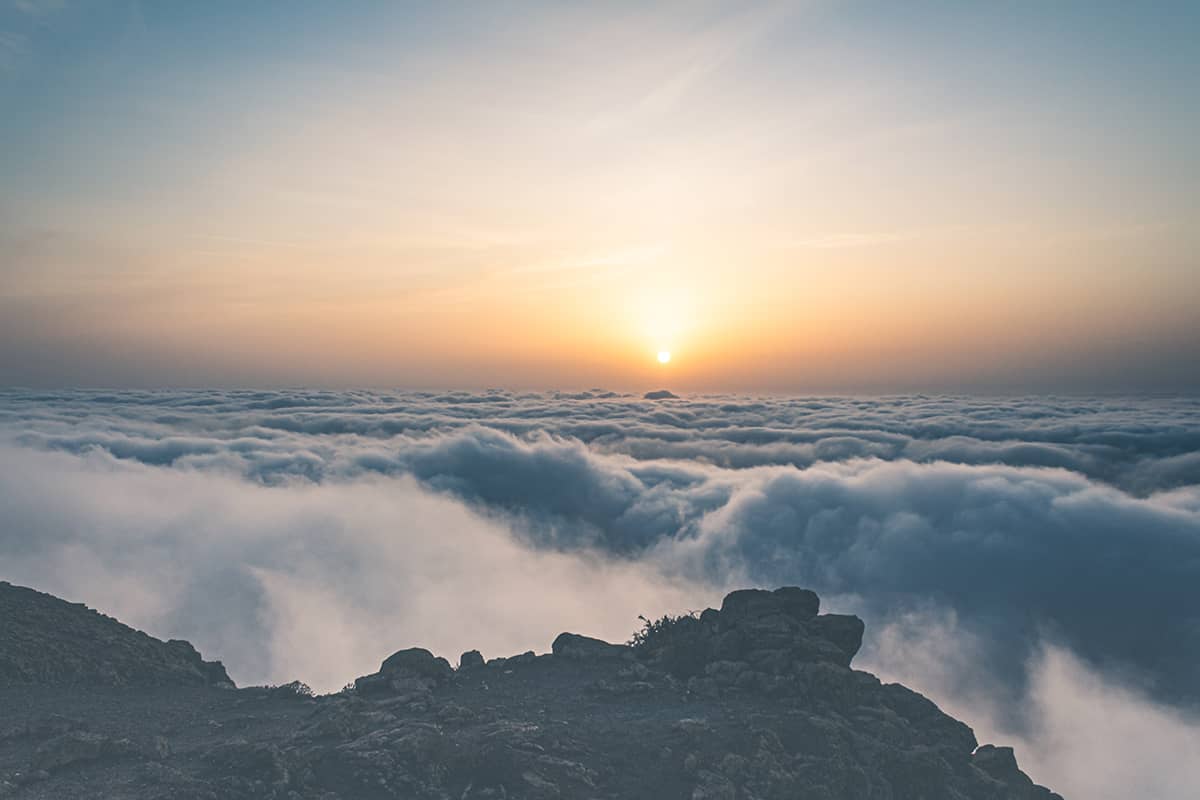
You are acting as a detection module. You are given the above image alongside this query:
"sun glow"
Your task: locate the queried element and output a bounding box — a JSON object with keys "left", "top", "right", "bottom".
{"left": 657, "top": 351, "right": 671, "bottom": 364}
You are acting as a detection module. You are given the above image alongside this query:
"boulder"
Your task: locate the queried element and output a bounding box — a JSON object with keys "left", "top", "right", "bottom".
{"left": 379, "top": 648, "right": 453, "bottom": 683}
{"left": 352, "top": 672, "right": 393, "bottom": 697}
{"left": 773, "top": 587, "right": 821, "bottom": 619}
{"left": 552, "top": 633, "right": 630, "bottom": 661}
{"left": 352, "top": 647, "right": 453, "bottom": 697}
{"left": 632, "top": 588, "right": 867, "bottom": 680}
{"left": 719, "top": 587, "right": 819, "bottom": 622}
{"left": 458, "top": 650, "right": 485, "bottom": 670}
{"left": 811, "top": 614, "right": 865, "bottom": 666}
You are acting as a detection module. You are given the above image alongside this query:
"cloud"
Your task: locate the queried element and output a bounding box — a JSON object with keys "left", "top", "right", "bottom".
{"left": 0, "top": 443, "right": 712, "bottom": 693}
{"left": 8, "top": 0, "right": 67, "bottom": 16}
{"left": 0, "top": 30, "right": 26, "bottom": 70}
{"left": 863, "top": 610, "right": 1200, "bottom": 800}
{"left": 1, "top": 388, "right": 1199, "bottom": 795}
{"left": 3, "top": 391, "right": 1198, "bottom": 700}
{"left": 677, "top": 458, "right": 1200, "bottom": 710}
{"left": 6, "top": 390, "right": 1198, "bottom": 494}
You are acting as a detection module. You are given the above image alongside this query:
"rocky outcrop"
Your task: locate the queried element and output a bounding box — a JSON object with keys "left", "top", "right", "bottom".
{"left": 354, "top": 647, "right": 453, "bottom": 697}
{"left": 457, "top": 650, "right": 485, "bottom": 670}
{"left": 0, "top": 582, "right": 1062, "bottom": 799}
{"left": 551, "top": 632, "right": 631, "bottom": 661}
{"left": 633, "top": 586, "right": 866, "bottom": 685}
{"left": 0, "top": 581, "right": 232, "bottom": 688}
{"left": 643, "top": 389, "right": 678, "bottom": 399}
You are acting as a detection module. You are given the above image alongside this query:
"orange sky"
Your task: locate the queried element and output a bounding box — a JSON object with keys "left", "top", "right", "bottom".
{"left": 1, "top": 2, "right": 1197, "bottom": 390}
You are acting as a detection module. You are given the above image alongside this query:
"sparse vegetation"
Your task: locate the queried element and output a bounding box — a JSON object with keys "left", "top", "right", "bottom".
{"left": 629, "top": 611, "right": 710, "bottom": 678}
{"left": 267, "top": 680, "right": 314, "bottom": 698}
{"left": 629, "top": 612, "right": 698, "bottom": 649}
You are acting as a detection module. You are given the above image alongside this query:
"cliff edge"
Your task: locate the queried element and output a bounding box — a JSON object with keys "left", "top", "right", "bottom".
{"left": 0, "top": 583, "right": 1060, "bottom": 799}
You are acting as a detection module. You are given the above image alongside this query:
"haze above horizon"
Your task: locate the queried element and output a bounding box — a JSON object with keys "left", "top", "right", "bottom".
{"left": 2, "top": 1, "right": 1197, "bottom": 392}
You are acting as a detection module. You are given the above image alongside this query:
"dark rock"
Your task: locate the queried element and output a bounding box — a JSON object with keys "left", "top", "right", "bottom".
{"left": 643, "top": 389, "right": 678, "bottom": 399}
{"left": 23, "top": 714, "right": 84, "bottom": 740}
{"left": 692, "top": 768, "right": 736, "bottom": 800}
{"left": 353, "top": 647, "right": 454, "bottom": 695}
{"left": 458, "top": 650, "right": 484, "bottom": 670}
{"left": 719, "top": 586, "right": 819, "bottom": 622}
{"left": 31, "top": 730, "right": 143, "bottom": 772}
{"left": 352, "top": 671, "right": 392, "bottom": 696}
{"left": 773, "top": 586, "right": 821, "bottom": 618}
{"left": 973, "top": 744, "right": 1063, "bottom": 798}
{"left": 264, "top": 679, "right": 314, "bottom": 698}
{"left": 639, "top": 588, "right": 865, "bottom": 681}
{"left": 974, "top": 744, "right": 1021, "bottom": 779}
{"left": 551, "top": 632, "right": 630, "bottom": 661}
{"left": 379, "top": 648, "right": 453, "bottom": 683}
{"left": 811, "top": 613, "right": 865, "bottom": 666}
{"left": 202, "top": 739, "right": 289, "bottom": 784}
{"left": 489, "top": 650, "right": 539, "bottom": 670}
{"left": 0, "top": 581, "right": 233, "bottom": 688}
{"left": 0, "top": 583, "right": 1062, "bottom": 799}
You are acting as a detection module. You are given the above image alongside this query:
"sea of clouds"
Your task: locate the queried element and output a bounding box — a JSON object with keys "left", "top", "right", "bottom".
{"left": 1, "top": 388, "right": 1198, "bottom": 797}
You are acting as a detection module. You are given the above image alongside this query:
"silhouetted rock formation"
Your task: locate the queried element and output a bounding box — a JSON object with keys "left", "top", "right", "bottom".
{"left": 0, "top": 582, "right": 1062, "bottom": 799}
{"left": 457, "top": 650, "right": 485, "bottom": 670}
{"left": 643, "top": 389, "right": 678, "bottom": 399}
{"left": 551, "top": 632, "right": 630, "bottom": 661}
{"left": 0, "top": 581, "right": 232, "bottom": 688}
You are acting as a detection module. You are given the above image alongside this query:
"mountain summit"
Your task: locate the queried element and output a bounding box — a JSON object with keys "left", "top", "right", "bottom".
{"left": 0, "top": 582, "right": 1059, "bottom": 798}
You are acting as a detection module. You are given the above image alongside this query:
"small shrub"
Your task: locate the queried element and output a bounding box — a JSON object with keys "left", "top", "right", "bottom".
{"left": 629, "top": 612, "right": 696, "bottom": 649}
{"left": 629, "top": 611, "right": 710, "bottom": 678}
{"left": 268, "top": 680, "right": 314, "bottom": 698}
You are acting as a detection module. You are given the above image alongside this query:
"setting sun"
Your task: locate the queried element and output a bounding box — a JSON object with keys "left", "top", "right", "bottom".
{"left": 1, "top": 5, "right": 1195, "bottom": 797}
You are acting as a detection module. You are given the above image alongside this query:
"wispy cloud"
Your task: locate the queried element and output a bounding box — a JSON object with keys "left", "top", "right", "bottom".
{"left": 585, "top": 1, "right": 803, "bottom": 132}
{"left": 0, "top": 30, "right": 26, "bottom": 70}
{"left": 8, "top": 0, "right": 68, "bottom": 15}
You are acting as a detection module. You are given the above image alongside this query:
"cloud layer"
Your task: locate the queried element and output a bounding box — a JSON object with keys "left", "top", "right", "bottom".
{"left": 1, "top": 388, "right": 1198, "bottom": 797}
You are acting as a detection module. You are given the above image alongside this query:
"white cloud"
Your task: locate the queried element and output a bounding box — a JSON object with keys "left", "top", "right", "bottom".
{"left": 863, "top": 610, "right": 1200, "bottom": 799}
{"left": 2, "top": 388, "right": 1198, "bottom": 796}
{"left": 0, "top": 444, "right": 713, "bottom": 691}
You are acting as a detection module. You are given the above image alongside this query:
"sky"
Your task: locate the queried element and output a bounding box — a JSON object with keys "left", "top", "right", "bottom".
{"left": 1, "top": 0, "right": 1198, "bottom": 390}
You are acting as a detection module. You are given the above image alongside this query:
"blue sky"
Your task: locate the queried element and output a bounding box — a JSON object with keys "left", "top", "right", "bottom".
{"left": 2, "top": 1, "right": 1198, "bottom": 390}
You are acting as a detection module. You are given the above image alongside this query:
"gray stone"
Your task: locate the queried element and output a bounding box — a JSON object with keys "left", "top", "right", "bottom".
{"left": 552, "top": 632, "right": 630, "bottom": 661}
{"left": 379, "top": 647, "right": 453, "bottom": 683}
{"left": 811, "top": 614, "right": 865, "bottom": 666}
{"left": 459, "top": 649, "right": 485, "bottom": 670}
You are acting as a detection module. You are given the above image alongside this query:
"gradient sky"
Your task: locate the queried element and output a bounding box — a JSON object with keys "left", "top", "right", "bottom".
{"left": 2, "top": 0, "right": 1198, "bottom": 391}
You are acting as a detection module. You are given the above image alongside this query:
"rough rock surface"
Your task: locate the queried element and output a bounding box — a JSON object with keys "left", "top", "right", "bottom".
{"left": 0, "top": 581, "right": 232, "bottom": 688}
{"left": 0, "top": 582, "right": 1062, "bottom": 799}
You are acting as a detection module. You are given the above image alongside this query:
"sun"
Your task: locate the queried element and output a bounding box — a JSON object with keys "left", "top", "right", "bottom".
{"left": 657, "top": 350, "right": 671, "bottom": 364}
